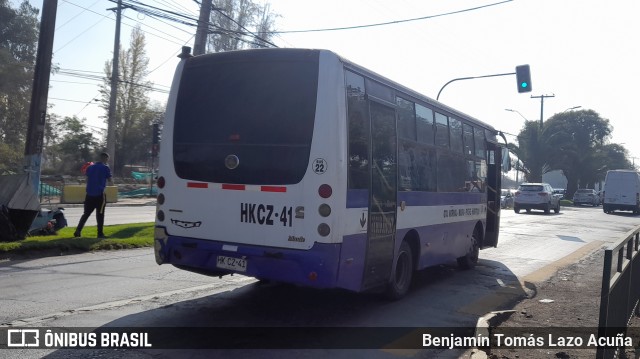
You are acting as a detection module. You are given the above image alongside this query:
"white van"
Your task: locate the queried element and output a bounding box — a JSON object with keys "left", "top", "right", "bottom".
{"left": 602, "top": 170, "right": 640, "bottom": 214}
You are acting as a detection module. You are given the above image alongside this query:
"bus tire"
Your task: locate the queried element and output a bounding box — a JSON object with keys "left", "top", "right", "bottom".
{"left": 457, "top": 230, "right": 479, "bottom": 270}
{"left": 386, "top": 241, "right": 413, "bottom": 300}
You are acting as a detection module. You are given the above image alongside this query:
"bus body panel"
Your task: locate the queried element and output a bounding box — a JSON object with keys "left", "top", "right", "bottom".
{"left": 155, "top": 48, "right": 503, "bottom": 294}
{"left": 163, "top": 234, "right": 343, "bottom": 288}
{"left": 159, "top": 50, "right": 346, "bottom": 251}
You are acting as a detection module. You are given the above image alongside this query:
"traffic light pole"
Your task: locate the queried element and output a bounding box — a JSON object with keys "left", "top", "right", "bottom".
{"left": 436, "top": 72, "right": 515, "bottom": 101}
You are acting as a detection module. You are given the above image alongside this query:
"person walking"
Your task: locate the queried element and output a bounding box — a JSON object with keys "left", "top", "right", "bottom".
{"left": 74, "top": 152, "right": 113, "bottom": 238}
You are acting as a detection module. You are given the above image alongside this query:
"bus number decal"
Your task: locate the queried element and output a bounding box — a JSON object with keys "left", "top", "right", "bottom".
{"left": 240, "top": 203, "right": 293, "bottom": 227}
{"left": 313, "top": 158, "right": 327, "bottom": 174}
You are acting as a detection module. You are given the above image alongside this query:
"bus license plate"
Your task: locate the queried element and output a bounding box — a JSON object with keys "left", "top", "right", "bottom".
{"left": 216, "top": 256, "right": 247, "bottom": 272}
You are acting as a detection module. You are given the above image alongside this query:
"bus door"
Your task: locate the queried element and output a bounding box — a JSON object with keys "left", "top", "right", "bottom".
{"left": 363, "top": 100, "right": 398, "bottom": 289}
{"left": 483, "top": 142, "right": 502, "bottom": 248}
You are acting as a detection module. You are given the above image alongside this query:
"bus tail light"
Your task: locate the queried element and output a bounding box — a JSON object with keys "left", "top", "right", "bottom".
{"left": 318, "top": 204, "right": 331, "bottom": 217}
{"left": 318, "top": 223, "right": 330, "bottom": 237}
{"left": 318, "top": 184, "right": 332, "bottom": 198}
{"left": 157, "top": 210, "right": 165, "bottom": 222}
{"left": 308, "top": 272, "right": 318, "bottom": 281}
{"left": 157, "top": 176, "right": 166, "bottom": 189}
{"left": 157, "top": 193, "right": 165, "bottom": 205}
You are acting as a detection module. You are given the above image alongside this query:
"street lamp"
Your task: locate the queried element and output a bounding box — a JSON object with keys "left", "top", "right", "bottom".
{"left": 505, "top": 108, "right": 529, "bottom": 122}
{"left": 563, "top": 106, "right": 581, "bottom": 112}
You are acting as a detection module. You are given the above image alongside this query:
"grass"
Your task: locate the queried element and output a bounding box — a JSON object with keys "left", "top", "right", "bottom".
{"left": 0, "top": 222, "right": 154, "bottom": 259}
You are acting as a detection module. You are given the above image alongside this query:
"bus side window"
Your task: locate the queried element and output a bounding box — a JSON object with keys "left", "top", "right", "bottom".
{"left": 438, "top": 152, "right": 465, "bottom": 192}
{"left": 434, "top": 112, "right": 449, "bottom": 148}
{"left": 449, "top": 117, "right": 463, "bottom": 153}
{"left": 396, "top": 97, "right": 416, "bottom": 141}
{"left": 416, "top": 104, "right": 434, "bottom": 145}
{"left": 399, "top": 140, "right": 436, "bottom": 192}
{"left": 346, "top": 71, "right": 369, "bottom": 189}
{"left": 463, "top": 123, "right": 474, "bottom": 157}
{"left": 474, "top": 127, "right": 486, "bottom": 159}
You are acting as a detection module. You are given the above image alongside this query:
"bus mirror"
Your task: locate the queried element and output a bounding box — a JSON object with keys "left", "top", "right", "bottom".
{"left": 501, "top": 148, "right": 511, "bottom": 173}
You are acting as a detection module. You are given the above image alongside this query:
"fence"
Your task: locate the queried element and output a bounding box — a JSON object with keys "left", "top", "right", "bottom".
{"left": 39, "top": 181, "right": 63, "bottom": 205}
{"left": 597, "top": 225, "right": 640, "bottom": 359}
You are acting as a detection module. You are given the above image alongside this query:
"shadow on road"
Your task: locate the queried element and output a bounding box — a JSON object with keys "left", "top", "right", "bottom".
{"left": 42, "top": 258, "right": 533, "bottom": 358}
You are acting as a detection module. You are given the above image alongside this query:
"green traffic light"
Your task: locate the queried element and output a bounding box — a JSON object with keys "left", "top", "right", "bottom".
{"left": 521, "top": 82, "right": 528, "bottom": 88}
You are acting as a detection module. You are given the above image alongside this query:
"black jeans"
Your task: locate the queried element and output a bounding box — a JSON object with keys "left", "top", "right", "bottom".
{"left": 76, "top": 193, "right": 107, "bottom": 235}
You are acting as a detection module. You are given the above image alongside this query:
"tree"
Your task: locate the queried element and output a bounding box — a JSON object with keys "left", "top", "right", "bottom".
{"left": 508, "top": 121, "right": 552, "bottom": 183}
{"left": 510, "top": 109, "right": 633, "bottom": 196}
{"left": 207, "top": 0, "right": 278, "bottom": 52}
{"left": 100, "top": 25, "right": 159, "bottom": 175}
{"left": 0, "top": 0, "right": 39, "bottom": 173}
{"left": 51, "top": 116, "right": 99, "bottom": 175}
{"left": 543, "top": 110, "right": 613, "bottom": 195}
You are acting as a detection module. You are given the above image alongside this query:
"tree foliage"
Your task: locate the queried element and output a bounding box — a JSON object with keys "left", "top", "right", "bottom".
{"left": 47, "top": 116, "right": 99, "bottom": 174}
{"left": 0, "top": 0, "right": 39, "bottom": 173}
{"left": 510, "top": 109, "right": 633, "bottom": 196}
{"left": 207, "top": 0, "right": 278, "bottom": 52}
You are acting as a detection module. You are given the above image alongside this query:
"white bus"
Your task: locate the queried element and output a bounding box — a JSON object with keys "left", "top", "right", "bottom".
{"left": 154, "top": 48, "right": 507, "bottom": 298}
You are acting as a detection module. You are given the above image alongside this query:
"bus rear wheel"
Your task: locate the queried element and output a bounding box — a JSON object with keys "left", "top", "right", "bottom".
{"left": 386, "top": 241, "right": 413, "bottom": 300}
{"left": 457, "top": 231, "right": 479, "bottom": 270}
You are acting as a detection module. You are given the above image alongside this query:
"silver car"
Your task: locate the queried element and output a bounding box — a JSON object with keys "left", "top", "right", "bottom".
{"left": 573, "top": 188, "right": 600, "bottom": 206}
{"left": 514, "top": 183, "right": 561, "bottom": 214}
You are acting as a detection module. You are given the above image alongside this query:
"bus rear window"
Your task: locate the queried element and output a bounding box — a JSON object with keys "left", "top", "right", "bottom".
{"left": 173, "top": 50, "right": 319, "bottom": 185}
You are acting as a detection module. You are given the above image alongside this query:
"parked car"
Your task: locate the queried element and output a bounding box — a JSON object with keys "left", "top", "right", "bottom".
{"left": 552, "top": 188, "right": 566, "bottom": 200}
{"left": 572, "top": 188, "right": 600, "bottom": 206}
{"left": 500, "top": 189, "right": 515, "bottom": 209}
{"left": 514, "top": 182, "right": 561, "bottom": 214}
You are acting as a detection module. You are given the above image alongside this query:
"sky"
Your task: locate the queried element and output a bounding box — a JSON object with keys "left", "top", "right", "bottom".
{"left": 16, "top": 0, "right": 640, "bottom": 166}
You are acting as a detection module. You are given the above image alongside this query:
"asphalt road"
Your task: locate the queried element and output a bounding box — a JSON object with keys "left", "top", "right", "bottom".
{"left": 1, "top": 205, "right": 638, "bottom": 358}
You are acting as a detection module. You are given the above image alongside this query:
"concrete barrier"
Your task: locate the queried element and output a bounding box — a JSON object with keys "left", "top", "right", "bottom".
{"left": 62, "top": 185, "right": 118, "bottom": 204}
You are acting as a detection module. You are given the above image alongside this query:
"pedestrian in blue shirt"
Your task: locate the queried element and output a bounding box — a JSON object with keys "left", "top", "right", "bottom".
{"left": 74, "top": 152, "right": 113, "bottom": 238}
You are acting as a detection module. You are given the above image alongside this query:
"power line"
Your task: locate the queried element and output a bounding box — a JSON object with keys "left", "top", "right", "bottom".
{"left": 115, "top": 0, "right": 276, "bottom": 48}
{"left": 148, "top": 34, "right": 195, "bottom": 74}
{"left": 120, "top": 13, "right": 189, "bottom": 45}
{"left": 61, "top": 0, "right": 193, "bottom": 50}
{"left": 56, "top": 67, "right": 171, "bottom": 92}
{"left": 50, "top": 96, "right": 101, "bottom": 104}
{"left": 54, "top": 14, "right": 111, "bottom": 53}
{"left": 56, "top": 0, "right": 101, "bottom": 30}
{"left": 270, "top": 0, "right": 514, "bottom": 34}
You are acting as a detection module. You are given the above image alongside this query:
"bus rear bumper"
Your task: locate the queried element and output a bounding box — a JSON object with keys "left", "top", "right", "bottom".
{"left": 154, "top": 228, "right": 342, "bottom": 289}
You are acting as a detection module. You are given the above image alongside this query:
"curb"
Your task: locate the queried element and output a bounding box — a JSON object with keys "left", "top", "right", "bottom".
{"left": 467, "top": 310, "right": 516, "bottom": 359}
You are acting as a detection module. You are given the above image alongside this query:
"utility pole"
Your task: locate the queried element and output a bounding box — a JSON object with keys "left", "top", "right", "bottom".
{"left": 24, "top": 0, "right": 58, "bottom": 195}
{"left": 106, "top": 0, "right": 123, "bottom": 172}
{"left": 193, "top": 0, "right": 212, "bottom": 55}
{"left": 531, "top": 94, "right": 555, "bottom": 127}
